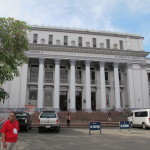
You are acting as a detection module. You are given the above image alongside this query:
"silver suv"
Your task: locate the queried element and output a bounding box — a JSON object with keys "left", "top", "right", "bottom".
{"left": 38, "top": 111, "right": 60, "bottom": 133}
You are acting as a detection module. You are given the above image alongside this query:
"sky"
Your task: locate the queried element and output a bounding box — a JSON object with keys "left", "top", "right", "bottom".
{"left": 0, "top": 0, "right": 150, "bottom": 54}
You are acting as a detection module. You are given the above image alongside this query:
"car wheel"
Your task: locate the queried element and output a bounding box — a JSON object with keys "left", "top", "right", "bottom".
{"left": 142, "top": 123, "right": 147, "bottom": 129}
{"left": 26, "top": 125, "right": 29, "bottom": 131}
{"left": 38, "top": 128, "right": 42, "bottom": 133}
{"left": 130, "top": 122, "right": 134, "bottom": 128}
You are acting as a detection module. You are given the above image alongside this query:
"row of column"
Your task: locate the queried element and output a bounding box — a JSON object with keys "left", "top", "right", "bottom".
{"left": 37, "top": 58, "right": 130, "bottom": 111}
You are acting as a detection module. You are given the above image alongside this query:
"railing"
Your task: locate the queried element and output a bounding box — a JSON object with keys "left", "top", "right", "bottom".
{"left": 105, "top": 80, "right": 110, "bottom": 85}
{"left": 28, "top": 78, "right": 38, "bottom": 83}
{"left": 76, "top": 79, "right": 82, "bottom": 84}
{"left": 44, "top": 78, "right": 54, "bottom": 83}
{"left": 60, "top": 79, "right": 68, "bottom": 84}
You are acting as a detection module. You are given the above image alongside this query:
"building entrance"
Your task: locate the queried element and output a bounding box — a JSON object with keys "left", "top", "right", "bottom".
{"left": 59, "top": 91, "right": 67, "bottom": 111}
{"left": 76, "top": 91, "right": 82, "bottom": 111}
{"left": 91, "top": 92, "right": 96, "bottom": 111}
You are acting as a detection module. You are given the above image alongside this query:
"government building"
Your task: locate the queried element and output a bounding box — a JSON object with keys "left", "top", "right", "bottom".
{"left": 1, "top": 26, "right": 150, "bottom": 111}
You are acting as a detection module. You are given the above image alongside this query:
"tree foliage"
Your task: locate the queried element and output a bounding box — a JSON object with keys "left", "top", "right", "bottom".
{"left": 0, "top": 17, "right": 29, "bottom": 102}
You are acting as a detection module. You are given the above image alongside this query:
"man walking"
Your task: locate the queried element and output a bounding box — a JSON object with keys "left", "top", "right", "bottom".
{"left": 1, "top": 112, "right": 19, "bottom": 150}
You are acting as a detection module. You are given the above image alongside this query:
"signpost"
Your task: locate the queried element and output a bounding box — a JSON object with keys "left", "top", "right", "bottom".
{"left": 119, "top": 121, "right": 131, "bottom": 133}
{"left": 89, "top": 122, "right": 102, "bottom": 135}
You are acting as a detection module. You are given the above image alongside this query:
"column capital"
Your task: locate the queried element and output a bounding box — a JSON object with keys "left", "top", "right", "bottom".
{"left": 127, "top": 62, "right": 132, "bottom": 69}
{"left": 54, "top": 58, "right": 61, "bottom": 65}
{"left": 70, "top": 59, "right": 76, "bottom": 66}
{"left": 99, "top": 61, "right": 105, "bottom": 67}
{"left": 113, "top": 62, "right": 119, "bottom": 68}
{"left": 39, "top": 58, "right": 45, "bottom": 64}
{"left": 85, "top": 60, "right": 91, "bottom": 66}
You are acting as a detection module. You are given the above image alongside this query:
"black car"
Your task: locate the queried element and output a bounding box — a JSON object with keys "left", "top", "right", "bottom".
{"left": 15, "top": 112, "right": 32, "bottom": 131}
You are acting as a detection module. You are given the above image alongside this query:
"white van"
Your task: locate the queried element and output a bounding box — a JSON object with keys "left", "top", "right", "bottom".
{"left": 128, "top": 109, "right": 150, "bottom": 129}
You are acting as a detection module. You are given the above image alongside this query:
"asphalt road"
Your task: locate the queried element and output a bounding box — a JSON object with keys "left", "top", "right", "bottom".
{"left": 1, "top": 127, "right": 150, "bottom": 150}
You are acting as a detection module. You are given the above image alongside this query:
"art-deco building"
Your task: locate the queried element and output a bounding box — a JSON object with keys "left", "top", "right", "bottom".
{"left": 1, "top": 26, "right": 150, "bottom": 111}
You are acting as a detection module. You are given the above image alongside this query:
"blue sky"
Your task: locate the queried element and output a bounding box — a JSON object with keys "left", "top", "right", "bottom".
{"left": 0, "top": 0, "right": 150, "bottom": 54}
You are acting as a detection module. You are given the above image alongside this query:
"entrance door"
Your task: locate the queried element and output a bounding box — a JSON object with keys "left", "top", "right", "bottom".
{"left": 91, "top": 92, "right": 96, "bottom": 111}
{"left": 76, "top": 91, "right": 82, "bottom": 111}
{"left": 59, "top": 91, "right": 67, "bottom": 111}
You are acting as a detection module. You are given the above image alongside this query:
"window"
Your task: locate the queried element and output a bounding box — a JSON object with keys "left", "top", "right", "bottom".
{"left": 29, "top": 90, "right": 37, "bottom": 100}
{"left": 49, "top": 35, "right": 53, "bottom": 45}
{"left": 45, "top": 68, "right": 53, "bottom": 83}
{"left": 100, "top": 43, "right": 104, "bottom": 48}
{"left": 64, "top": 36, "right": 68, "bottom": 45}
{"left": 90, "top": 67, "right": 96, "bottom": 84}
{"left": 135, "top": 111, "right": 148, "bottom": 117}
{"left": 78, "top": 37, "right": 82, "bottom": 46}
{"left": 33, "top": 34, "right": 38, "bottom": 43}
{"left": 76, "top": 67, "right": 82, "bottom": 84}
{"left": 30, "top": 65, "right": 39, "bottom": 82}
{"left": 44, "top": 91, "right": 53, "bottom": 106}
{"left": 106, "top": 39, "right": 110, "bottom": 49}
{"left": 41, "top": 39, "right": 45, "bottom": 44}
{"left": 105, "top": 68, "right": 109, "bottom": 80}
{"left": 93, "top": 38, "right": 96, "bottom": 47}
{"left": 60, "top": 66, "right": 67, "bottom": 83}
{"left": 119, "top": 40, "right": 123, "bottom": 50}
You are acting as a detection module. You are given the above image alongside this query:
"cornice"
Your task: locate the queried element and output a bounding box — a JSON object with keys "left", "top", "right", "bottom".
{"left": 28, "top": 44, "right": 149, "bottom": 58}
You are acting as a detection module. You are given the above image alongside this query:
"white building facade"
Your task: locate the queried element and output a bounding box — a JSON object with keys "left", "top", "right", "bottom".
{"left": 1, "top": 26, "right": 150, "bottom": 111}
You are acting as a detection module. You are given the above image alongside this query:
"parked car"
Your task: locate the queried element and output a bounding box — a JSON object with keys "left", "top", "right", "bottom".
{"left": 15, "top": 112, "right": 32, "bottom": 131}
{"left": 38, "top": 111, "right": 60, "bottom": 133}
{"left": 128, "top": 109, "right": 150, "bottom": 129}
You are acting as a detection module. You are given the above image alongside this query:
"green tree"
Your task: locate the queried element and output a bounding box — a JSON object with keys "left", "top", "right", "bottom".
{"left": 0, "top": 17, "right": 29, "bottom": 102}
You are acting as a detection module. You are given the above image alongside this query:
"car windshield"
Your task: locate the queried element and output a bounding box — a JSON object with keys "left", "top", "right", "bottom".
{"left": 40, "top": 112, "right": 56, "bottom": 118}
{"left": 16, "top": 113, "right": 27, "bottom": 117}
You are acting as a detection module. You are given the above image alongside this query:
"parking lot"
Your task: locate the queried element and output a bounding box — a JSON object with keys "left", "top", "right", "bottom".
{"left": 2, "top": 127, "right": 149, "bottom": 150}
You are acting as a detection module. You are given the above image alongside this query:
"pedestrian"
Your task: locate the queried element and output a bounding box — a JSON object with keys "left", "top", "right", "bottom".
{"left": 108, "top": 111, "right": 112, "bottom": 123}
{"left": 66, "top": 113, "right": 71, "bottom": 128}
{"left": 0, "top": 112, "right": 19, "bottom": 150}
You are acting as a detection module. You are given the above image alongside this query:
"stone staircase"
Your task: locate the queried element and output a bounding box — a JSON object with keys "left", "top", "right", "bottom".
{"left": 31, "top": 110, "right": 128, "bottom": 128}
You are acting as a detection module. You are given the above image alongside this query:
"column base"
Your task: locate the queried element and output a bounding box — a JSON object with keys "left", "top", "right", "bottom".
{"left": 100, "top": 108, "right": 107, "bottom": 112}
{"left": 68, "top": 108, "right": 76, "bottom": 112}
{"left": 53, "top": 108, "right": 60, "bottom": 112}
{"left": 85, "top": 108, "right": 92, "bottom": 112}
{"left": 115, "top": 108, "right": 122, "bottom": 112}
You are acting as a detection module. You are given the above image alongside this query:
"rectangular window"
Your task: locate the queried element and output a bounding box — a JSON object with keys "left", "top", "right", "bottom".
{"left": 64, "top": 36, "right": 68, "bottom": 45}
{"left": 119, "top": 40, "right": 123, "bottom": 50}
{"left": 33, "top": 34, "right": 38, "bottom": 44}
{"left": 93, "top": 38, "right": 96, "bottom": 47}
{"left": 60, "top": 70, "right": 67, "bottom": 83}
{"left": 29, "top": 90, "right": 37, "bottom": 100}
{"left": 30, "top": 65, "right": 39, "bottom": 83}
{"left": 78, "top": 37, "right": 82, "bottom": 46}
{"left": 106, "top": 39, "right": 110, "bottom": 49}
{"left": 44, "top": 91, "right": 53, "bottom": 106}
{"left": 135, "top": 111, "right": 148, "bottom": 117}
{"left": 45, "top": 69, "right": 53, "bottom": 83}
{"left": 49, "top": 35, "right": 53, "bottom": 45}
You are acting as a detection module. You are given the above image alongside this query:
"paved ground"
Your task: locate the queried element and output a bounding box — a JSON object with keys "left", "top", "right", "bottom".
{"left": 1, "top": 127, "right": 149, "bottom": 150}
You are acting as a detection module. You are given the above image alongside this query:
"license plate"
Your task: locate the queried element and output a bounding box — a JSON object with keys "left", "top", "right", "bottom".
{"left": 46, "top": 125, "right": 51, "bottom": 128}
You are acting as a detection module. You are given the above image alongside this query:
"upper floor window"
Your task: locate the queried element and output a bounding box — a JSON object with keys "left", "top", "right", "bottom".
{"left": 119, "top": 40, "right": 123, "bottom": 50}
{"left": 106, "top": 39, "right": 110, "bottom": 49}
{"left": 78, "top": 37, "right": 82, "bottom": 46}
{"left": 64, "top": 36, "right": 68, "bottom": 45}
{"left": 33, "top": 34, "right": 38, "bottom": 44}
{"left": 100, "top": 43, "right": 104, "bottom": 48}
{"left": 92, "top": 38, "right": 96, "bottom": 47}
{"left": 41, "top": 39, "right": 45, "bottom": 44}
{"left": 56, "top": 39, "right": 60, "bottom": 45}
{"left": 49, "top": 35, "right": 53, "bottom": 45}
{"left": 71, "top": 41, "right": 76, "bottom": 46}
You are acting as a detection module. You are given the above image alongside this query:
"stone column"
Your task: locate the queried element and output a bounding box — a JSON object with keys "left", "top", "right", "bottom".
{"left": 69, "top": 59, "right": 76, "bottom": 112}
{"left": 99, "top": 61, "right": 106, "bottom": 111}
{"left": 126, "top": 63, "right": 135, "bottom": 109}
{"left": 85, "top": 60, "right": 91, "bottom": 111}
{"left": 113, "top": 62, "right": 121, "bottom": 111}
{"left": 37, "top": 58, "right": 45, "bottom": 108}
{"left": 53, "top": 59, "right": 60, "bottom": 111}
